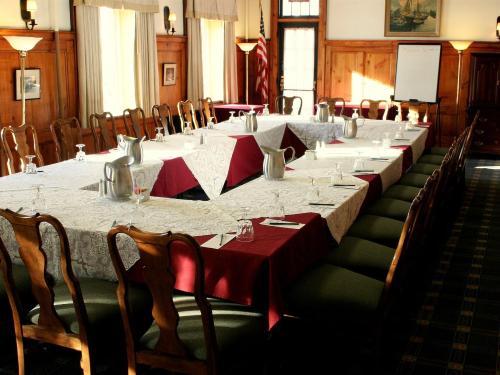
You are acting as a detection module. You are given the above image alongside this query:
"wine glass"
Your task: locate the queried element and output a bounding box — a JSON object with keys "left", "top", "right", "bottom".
{"left": 236, "top": 207, "right": 254, "bottom": 242}
{"left": 262, "top": 104, "right": 270, "bottom": 116}
{"left": 30, "top": 184, "right": 46, "bottom": 215}
{"left": 306, "top": 177, "right": 320, "bottom": 202}
{"left": 24, "top": 155, "right": 37, "bottom": 174}
{"left": 269, "top": 191, "right": 285, "bottom": 221}
{"left": 129, "top": 171, "right": 147, "bottom": 227}
{"left": 155, "top": 127, "right": 164, "bottom": 142}
{"left": 75, "top": 144, "right": 86, "bottom": 161}
{"left": 352, "top": 108, "right": 359, "bottom": 119}
{"left": 382, "top": 132, "right": 391, "bottom": 148}
{"left": 371, "top": 139, "right": 382, "bottom": 158}
{"left": 183, "top": 121, "right": 192, "bottom": 135}
{"left": 228, "top": 111, "right": 236, "bottom": 123}
{"left": 330, "top": 163, "right": 343, "bottom": 186}
{"left": 207, "top": 116, "right": 215, "bottom": 129}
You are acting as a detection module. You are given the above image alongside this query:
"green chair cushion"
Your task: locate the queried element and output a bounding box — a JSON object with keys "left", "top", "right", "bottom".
{"left": 410, "top": 162, "right": 439, "bottom": 175}
{"left": 323, "top": 236, "right": 395, "bottom": 281}
{"left": 399, "top": 172, "right": 429, "bottom": 188}
{"left": 418, "top": 154, "right": 444, "bottom": 165}
{"left": 347, "top": 215, "right": 404, "bottom": 248}
{"left": 383, "top": 185, "right": 421, "bottom": 202}
{"left": 429, "top": 146, "right": 448, "bottom": 156}
{"left": 139, "top": 297, "right": 265, "bottom": 369}
{"left": 365, "top": 198, "right": 411, "bottom": 221}
{"left": 285, "top": 264, "right": 384, "bottom": 324}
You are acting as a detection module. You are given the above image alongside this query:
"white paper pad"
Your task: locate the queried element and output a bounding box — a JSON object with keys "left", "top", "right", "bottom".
{"left": 260, "top": 218, "right": 305, "bottom": 229}
{"left": 201, "top": 234, "right": 236, "bottom": 249}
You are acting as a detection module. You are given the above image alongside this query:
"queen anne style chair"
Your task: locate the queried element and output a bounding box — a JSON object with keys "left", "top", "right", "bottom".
{"left": 359, "top": 99, "right": 389, "bottom": 120}
{"left": 49, "top": 117, "right": 84, "bottom": 162}
{"left": 0, "top": 124, "right": 44, "bottom": 174}
{"left": 317, "top": 97, "right": 346, "bottom": 116}
{"left": 399, "top": 101, "right": 430, "bottom": 123}
{"left": 152, "top": 104, "right": 176, "bottom": 135}
{"left": 107, "top": 225, "right": 266, "bottom": 375}
{"left": 275, "top": 95, "right": 303, "bottom": 115}
{"left": 0, "top": 209, "right": 152, "bottom": 374}
{"left": 177, "top": 100, "right": 200, "bottom": 131}
{"left": 123, "top": 107, "right": 151, "bottom": 140}
{"left": 199, "top": 97, "right": 218, "bottom": 127}
{"left": 89, "top": 112, "right": 118, "bottom": 151}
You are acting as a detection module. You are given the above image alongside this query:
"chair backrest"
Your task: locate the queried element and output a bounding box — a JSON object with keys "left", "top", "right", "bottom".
{"left": 152, "top": 104, "right": 176, "bottom": 135}
{"left": 0, "top": 209, "right": 92, "bottom": 372}
{"left": 457, "top": 110, "right": 480, "bottom": 174}
{"left": 317, "top": 97, "right": 345, "bottom": 116}
{"left": 107, "top": 225, "right": 217, "bottom": 374}
{"left": 199, "top": 98, "right": 218, "bottom": 127}
{"left": 0, "top": 124, "right": 44, "bottom": 175}
{"left": 177, "top": 100, "right": 200, "bottom": 131}
{"left": 49, "top": 117, "right": 84, "bottom": 162}
{"left": 123, "top": 108, "right": 150, "bottom": 140}
{"left": 399, "top": 101, "right": 430, "bottom": 123}
{"left": 275, "top": 95, "right": 303, "bottom": 115}
{"left": 359, "top": 99, "right": 389, "bottom": 120}
{"left": 89, "top": 112, "right": 118, "bottom": 152}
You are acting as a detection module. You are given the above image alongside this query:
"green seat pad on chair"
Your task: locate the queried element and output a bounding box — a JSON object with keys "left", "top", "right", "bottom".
{"left": 418, "top": 154, "right": 444, "bottom": 165}
{"left": 429, "top": 146, "right": 448, "bottom": 156}
{"left": 399, "top": 172, "right": 429, "bottom": 188}
{"left": 346, "top": 214, "right": 404, "bottom": 248}
{"left": 323, "top": 236, "right": 395, "bottom": 281}
{"left": 410, "top": 162, "right": 439, "bottom": 175}
{"left": 365, "top": 198, "right": 411, "bottom": 221}
{"left": 383, "top": 184, "right": 421, "bottom": 202}
{"left": 285, "top": 264, "right": 384, "bottom": 327}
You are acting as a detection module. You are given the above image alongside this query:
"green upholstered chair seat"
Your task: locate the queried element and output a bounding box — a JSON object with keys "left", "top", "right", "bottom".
{"left": 285, "top": 264, "right": 384, "bottom": 324}
{"left": 323, "top": 236, "right": 395, "bottom": 281}
{"left": 365, "top": 198, "right": 411, "bottom": 221}
{"left": 399, "top": 172, "right": 429, "bottom": 188}
{"left": 28, "top": 279, "right": 152, "bottom": 349}
{"left": 410, "top": 162, "right": 439, "bottom": 175}
{"left": 139, "top": 296, "right": 265, "bottom": 369}
{"left": 347, "top": 215, "right": 404, "bottom": 248}
{"left": 429, "top": 146, "right": 448, "bottom": 156}
{"left": 418, "top": 154, "right": 444, "bottom": 165}
{"left": 383, "top": 185, "right": 421, "bottom": 202}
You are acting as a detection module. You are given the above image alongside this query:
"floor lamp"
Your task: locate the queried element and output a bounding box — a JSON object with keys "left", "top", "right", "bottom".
{"left": 450, "top": 40, "right": 472, "bottom": 135}
{"left": 4, "top": 36, "right": 42, "bottom": 126}
{"left": 237, "top": 42, "right": 257, "bottom": 105}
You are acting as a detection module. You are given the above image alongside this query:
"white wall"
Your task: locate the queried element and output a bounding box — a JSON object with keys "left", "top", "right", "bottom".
{"left": 235, "top": 0, "right": 271, "bottom": 39}
{"left": 0, "top": 0, "right": 71, "bottom": 30}
{"left": 328, "top": 0, "right": 500, "bottom": 41}
{"left": 155, "top": 0, "right": 184, "bottom": 35}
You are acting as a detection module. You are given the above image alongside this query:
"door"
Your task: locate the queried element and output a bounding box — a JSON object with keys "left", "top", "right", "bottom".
{"left": 278, "top": 24, "right": 318, "bottom": 115}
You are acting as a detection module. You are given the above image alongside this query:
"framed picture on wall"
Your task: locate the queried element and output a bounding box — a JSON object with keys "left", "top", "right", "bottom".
{"left": 385, "top": 0, "right": 442, "bottom": 37}
{"left": 163, "top": 63, "right": 176, "bottom": 86}
{"left": 15, "top": 68, "right": 41, "bottom": 100}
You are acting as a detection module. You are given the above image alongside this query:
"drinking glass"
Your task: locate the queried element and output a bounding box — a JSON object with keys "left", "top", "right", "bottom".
{"left": 382, "top": 132, "right": 391, "bottom": 148}
{"left": 183, "top": 121, "right": 193, "bottom": 135}
{"left": 24, "top": 155, "right": 37, "bottom": 174}
{"left": 207, "top": 116, "right": 215, "bottom": 129}
{"left": 372, "top": 139, "right": 382, "bottom": 157}
{"left": 269, "top": 191, "right": 285, "bottom": 220}
{"left": 306, "top": 177, "right": 320, "bottom": 202}
{"left": 262, "top": 104, "right": 270, "bottom": 116}
{"left": 352, "top": 108, "right": 359, "bottom": 119}
{"left": 395, "top": 123, "right": 405, "bottom": 139}
{"left": 30, "top": 184, "right": 46, "bottom": 214}
{"left": 236, "top": 207, "right": 254, "bottom": 242}
{"left": 129, "top": 171, "right": 147, "bottom": 226}
{"left": 353, "top": 156, "right": 366, "bottom": 171}
{"left": 155, "top": 127, "right": 164, "bottom": 142}
{"left": 330, "top": 163, "right": 343, "bottom": 186}
{"left": 75, "top": 144, "right": 86, "bottom": 161}
{"left": 228, "top": 111, "right": 236, "bottom": 123}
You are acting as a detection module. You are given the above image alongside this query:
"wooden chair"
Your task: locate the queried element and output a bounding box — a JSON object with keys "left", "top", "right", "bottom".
{"left": 0, "top": 124, "right": 44, "bottom": 175}
{"left": 318, "top": 97, "right": 345, "bottom": 116}
{"left": 399, "top": 101, "right": 430, "bottom": 123}
{"left": 152, "top": 104, "right": 176, "bottom": 135}
{"left": 107, "top": 226, "right": 266, "bottom": 375}
{"left": 177, "top": 100, "right": 200, "bottom": 131}
{"left": 199, "top": 97, "right": 218, "bottom": 127}
{"left": 275, "top": 95, "right": 303, "bottom": 115}
{"left": 359, "top": 99, "right": 389, "bottom": 120}
{"left": 49, "top": 117, "right": 84, "bottom": 162}
{"left": 123, "top": 108, "right": 151, "bottom": 140}
{"left": 89, "top": 112, "right": 118, "bottom": 152}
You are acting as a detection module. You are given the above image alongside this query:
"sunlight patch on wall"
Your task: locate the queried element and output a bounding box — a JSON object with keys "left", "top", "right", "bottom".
{"left": 351, "top": 71, "right": 393, "bottom": 103}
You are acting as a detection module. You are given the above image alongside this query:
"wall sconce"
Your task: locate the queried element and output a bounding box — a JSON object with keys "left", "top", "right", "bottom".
{"left": 496, "top": 16, "right": 500, "bottom": 40}
{"left": 163, "top": 6, "right": 177, "bottom": 35}
{"left": 21, "top": 0, "right": 38, "bottom": 30}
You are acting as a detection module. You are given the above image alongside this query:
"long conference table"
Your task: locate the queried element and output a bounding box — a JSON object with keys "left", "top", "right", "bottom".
{"left": 0, "top": 114, "right": 430, "bottom": 328}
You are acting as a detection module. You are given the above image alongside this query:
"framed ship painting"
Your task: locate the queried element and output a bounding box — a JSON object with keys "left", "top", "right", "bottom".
{"left": 385, "top": 0, "right": 442, "bottom": 37}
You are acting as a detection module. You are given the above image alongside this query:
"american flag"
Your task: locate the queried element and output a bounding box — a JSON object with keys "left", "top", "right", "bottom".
{"left": 255, "top": 2, "right": 268, "bottom": 103}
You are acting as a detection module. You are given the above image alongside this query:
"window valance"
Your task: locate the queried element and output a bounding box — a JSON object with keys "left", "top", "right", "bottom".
{"left": 186, "top": 0, "right": 238, "bottom": 21}
{"left": 73, "top": 0, "right": 159, "bottom": 13}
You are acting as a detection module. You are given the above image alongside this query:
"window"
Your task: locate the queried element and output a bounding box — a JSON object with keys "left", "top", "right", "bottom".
{"left": 99, "top": 7, "right": 136, "bottom": 116}
{"left": 280, "top": 0, "right": 319, "bottom": 17}
{"left": 200, "top": 19, "right": 225, "bottom": 101}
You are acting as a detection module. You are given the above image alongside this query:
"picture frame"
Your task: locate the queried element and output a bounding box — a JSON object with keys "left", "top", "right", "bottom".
{"left": 385, "top": 0, "right": 442, "bottom": 37}
{"left": 163, "top": 63, "right": 176, "bottom": 86}
{"left": 15, "top": 68, "right": 41, "bottom": 100}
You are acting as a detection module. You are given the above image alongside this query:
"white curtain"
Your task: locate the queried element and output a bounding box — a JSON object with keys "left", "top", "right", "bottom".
{"left": 223, "top": 21, "right": 238, "bottom": 103}
{"left": 74, "top": 0, "right": 159, "bottom": 12}
{"left": 186, "top": 0, "right": 238, "bottom": 21}
{"left": 76, "top": 5, "right": 103, "bottom": 127}
{"left": 201, "top": 19, "right": 224, "bottom": 101}
{"left": 187, "top": 18, "right": 204, "bottom": 105}
{"left": 135, "top": 12, "right": 160, "bottom": 114}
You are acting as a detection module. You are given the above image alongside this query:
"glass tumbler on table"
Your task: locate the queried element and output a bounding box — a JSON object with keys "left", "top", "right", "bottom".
{"left": 30, "top": 184, "right": 46, "bottom": 215}
{"left": 236, "top": 207, "right": 254, "bottom": 242}
{"left": 330, "top": 163, "right": 343, "bottom": 186}
{"left": 75, "top": 144, "right": 86, "bottom": 161}
{"left": 269, "top": 191, "right": 285, "bottom": 221}
{"left": 24, "top": 155, "right": 37, "bottom": 174}
{"left": 155, "top": 127, "right": 164, "bottom": 142}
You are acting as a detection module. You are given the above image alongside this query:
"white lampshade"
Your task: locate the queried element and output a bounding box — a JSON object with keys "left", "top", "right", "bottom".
{"left": 168, "top": 12, "right": 177, "bottom": 22}
{"left": 27, "top": 0, "right": 38, "bottom": 12}
{"left": 4, "top": 36, "right": 42, "bottom": 52}
{"left": 450, "top": 40, "right": 473, "bottom": 52}
{"left": 237, "top": 42, "right": 257, "bottom": 53}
